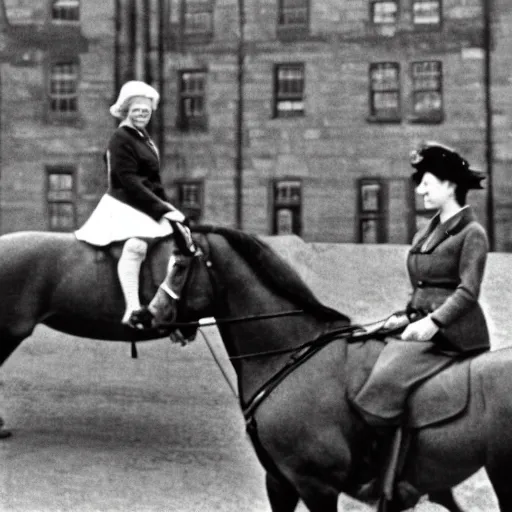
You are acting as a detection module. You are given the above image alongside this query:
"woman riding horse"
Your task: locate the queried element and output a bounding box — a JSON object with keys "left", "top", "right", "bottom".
{"left": 75, "top": 80, "right": 196, "bottom": 328}
{"left": 352, "top": 141, "right": 490, "bottom": 498}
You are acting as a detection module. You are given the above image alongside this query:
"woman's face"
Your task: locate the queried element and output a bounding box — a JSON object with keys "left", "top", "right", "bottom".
{"left": 416, "top": 171, "right": 456, "bottom": 210}
{"left": 126, "top": 96, "right": 152, "bottom": 129}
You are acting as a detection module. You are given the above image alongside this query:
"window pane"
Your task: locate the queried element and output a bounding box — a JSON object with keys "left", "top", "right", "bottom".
{"left": 372, "top": 1, "right": 398, "bottom": 24}
{"left": 275, "top": 65, "right": 305, "bottom": 117}
{"left": 275, "top": 180, "right": 301, "bottom": 205}
{"left": 374, "top": 92, "right": 399, "bottom": 109}
{"left": 184, "top": 0, "right": 213, "bottom": 34}
{"left": 49, "top": 203, "right": 75, "bottom": 230}
{"left": 47, "top": 170, "right": 75, "bottom": 231}
{"left": 361, "top": 182, "right": 381, "bottom": 212}
{"left": 411, "top": 61, "right": 442, "bottom": 115}
{"left": 276, "top": 208, "right": 294, "bottom": 235}
{"left": 370, "top": 62, "right": 400, "bottom": 118}
{"left": 279, "top": 0, "right": 308, "bottom": 26}
{"left": 50, "top": 62, "right": 78, "bottom": 113}
{"left": 179, "top": 71, "right": 207, "bottom": 130}
{"left": 361, "top": 218, "right": 379, "bottom": 243}
{"left": 52, "top": 0, "right": 79, "bottom": 21}
{"left": 371, "top": 63, "right": 399, "bottom": 90}
{"left": 413, "top": 0, "right": 440, "bottom": 24}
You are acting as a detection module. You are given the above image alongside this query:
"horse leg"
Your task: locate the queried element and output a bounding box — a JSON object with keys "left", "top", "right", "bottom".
{"left": 266, "top": 472, "right": 300, "bottom": 512}
{"left": 487, "top": 466, "right": 512, "bottom": 511}
{"left": 429, "top": 489, "right": 464, "bottom": 512}
{"left": 1, "top": 331, "right": 30, "bottom": 438}
{"left": 297, "top": 484, "right": 339, "bottom": 512}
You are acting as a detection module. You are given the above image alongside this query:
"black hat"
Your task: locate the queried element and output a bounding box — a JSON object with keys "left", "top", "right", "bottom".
{"left": 410, "top": 142, "right": 485, "bottom": 189}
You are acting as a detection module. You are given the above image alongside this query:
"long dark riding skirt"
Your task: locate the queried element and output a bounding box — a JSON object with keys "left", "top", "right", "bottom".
{"left": 353, "top": 339, "right": 454, "bottom": 426}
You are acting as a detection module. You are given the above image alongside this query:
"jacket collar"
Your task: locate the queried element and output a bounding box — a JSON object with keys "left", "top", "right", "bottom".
{"left": 410, "top": 206, "right": 475, "bottom": 254}
{"left": 120, "top": 125, "right": 159, "bottom": 159}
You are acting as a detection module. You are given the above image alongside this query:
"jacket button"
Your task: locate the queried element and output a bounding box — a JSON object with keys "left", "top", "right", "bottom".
{"left": 417, "top": 281, "right": 424, "bottom": 287}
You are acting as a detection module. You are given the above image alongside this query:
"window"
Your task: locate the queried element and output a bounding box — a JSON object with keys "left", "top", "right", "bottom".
{"left": 178, "top": 70, "right": 207, "bottom": 131}
{"left": 278, "top": 0, "right": 308, "bottom": 27}
{"left": 369, "top": 62, "right": 400, "bottom": 121}
{"left": 176, "top": 180, "right": 203, "bottom": 224}
{"left": 49, "top": 61, "right": 79, "bottom": 114}
{"left": 46, "top": 167, "right": 76, "bottom": 231}
{"left": 358, "top": 178, "right": 386, "bottom": 243}
{"left": 412, "top": 0, "right": 441, "bottom": 25}
{"left": 371, "top": 1, "right": 398, "bottom": 24}
{"left": 184, "top": 0, "right": 213, "bottom": 36}
{"left": 52, "top": 0, "right": 80, "bottom": 22}
{"left": 274, "top": 64, "right": 305, "bottom": 118}
{"left": 411, "top": 61, "right": 443, "bottom": 121}
{"left": 272, "top": 179, "right": 302, "bottom": 235}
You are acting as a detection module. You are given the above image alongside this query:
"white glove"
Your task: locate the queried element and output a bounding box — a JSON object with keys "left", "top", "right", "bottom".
{"left": 164, "top": 210, "right": 186, "bottom": 223}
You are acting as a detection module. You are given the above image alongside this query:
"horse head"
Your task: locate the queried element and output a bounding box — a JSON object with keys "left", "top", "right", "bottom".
{"left": 135, "top": 232, "right": 216, "bottom": 335}
{"left": 139, "top": 226, "right": 351, "bottom": 336}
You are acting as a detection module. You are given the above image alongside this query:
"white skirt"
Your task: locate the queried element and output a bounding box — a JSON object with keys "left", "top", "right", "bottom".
{"left": 75, "top": 194, "right": 173, "bottom": 246}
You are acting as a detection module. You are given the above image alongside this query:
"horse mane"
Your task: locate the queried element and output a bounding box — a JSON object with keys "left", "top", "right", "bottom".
{"left": 192, "top": 225, "right": 350, "bottom": 323}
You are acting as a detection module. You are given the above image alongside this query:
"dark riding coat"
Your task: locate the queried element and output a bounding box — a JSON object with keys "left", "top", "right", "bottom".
{"left": 353, "top": 206, "right": 490, "bottom": 425}
{"left": 407, "top": 206, "right": 490, "bottom": 354}
{"left": 106, "top": 125, "right": 173, "bottom": 221}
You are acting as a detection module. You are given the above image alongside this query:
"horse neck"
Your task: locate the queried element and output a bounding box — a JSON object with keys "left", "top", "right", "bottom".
{"left": 211, "top": 247, "right": 336, "bottom": 404}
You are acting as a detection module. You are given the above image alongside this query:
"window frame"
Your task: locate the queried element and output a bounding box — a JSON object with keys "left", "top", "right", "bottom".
{"left": 175, "top": 179, "right": 204, "bottom": 225}
{"left": 357, "top": 178, "right": 387, "bottom": 243}
{"left": 409, "top": 60, "right": 444, "bottom": 123}
{"left": 412, "top": 0, "right": 442, "bottom": 28}
{"left": 177, "top": 69, "right": 208, "bottom": 132}
{"left": 47, "top": 58, "right": 80, "bottom": 123}
{"left": 277, "top": 0, "right": 309, "bottom": 39}
{"left": 51, "top": 0, "right": 80, "bottom": 24}
{"left": 271, "top": 178, "right": 303, "bottom": 236}
{"left": 368, "top": 62, "right": 401, "bottom": 123}
{"left": 183, "top": 0, "right": 214, "bottom": 42}
{"left": 45, "top": 165, "right": 77, "bottom": 232}
{"left": 370, "top": 0, "right": 398, "bottom": 25}
{"left": 273, "top": 63, "right": 305, "bottom": 119}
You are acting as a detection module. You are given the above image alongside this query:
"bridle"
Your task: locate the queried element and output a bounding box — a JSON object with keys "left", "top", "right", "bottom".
{"left": 155, "top": 238, "right": 366, "bottom": 428}
{"left": 156, "top": 242, "right": 308, "bottom": 335}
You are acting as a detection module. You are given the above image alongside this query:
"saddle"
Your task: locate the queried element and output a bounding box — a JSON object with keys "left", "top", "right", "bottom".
{"left": 346, "top": 339, "right": 471, "bottom": 429}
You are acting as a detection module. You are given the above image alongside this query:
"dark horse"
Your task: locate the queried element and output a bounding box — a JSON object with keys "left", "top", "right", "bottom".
{"left": 139, "top": 225, "right": 511, "bottom": 512}
{"left": 0, "top": 230, "right": 178, "bottom": 425}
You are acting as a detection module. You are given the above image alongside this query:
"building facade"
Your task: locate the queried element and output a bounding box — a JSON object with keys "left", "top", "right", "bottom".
{"left": 0, "top": 0, "right": 511, "bottom": 249}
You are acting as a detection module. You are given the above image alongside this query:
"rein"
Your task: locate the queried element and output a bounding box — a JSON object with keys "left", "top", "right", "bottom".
{"left": 157, "top": 237, "right": 395, "bottom": 427}
{"left": 159, "top": 308, "right": 306, "bottom": 330}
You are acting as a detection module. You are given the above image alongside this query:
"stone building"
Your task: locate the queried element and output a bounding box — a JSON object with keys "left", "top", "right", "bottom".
{"left": 0, "top": 0, "right": 511, "bottom": 249}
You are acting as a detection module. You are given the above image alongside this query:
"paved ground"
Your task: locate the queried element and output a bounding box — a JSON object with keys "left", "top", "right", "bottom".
{"left": 2, "top": 239, "right": 509, "bottom": 512}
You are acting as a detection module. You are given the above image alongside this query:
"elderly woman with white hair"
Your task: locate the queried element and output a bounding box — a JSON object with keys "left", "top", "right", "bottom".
{"left": 76, "top": 80, "right": 196, "bottom": 328}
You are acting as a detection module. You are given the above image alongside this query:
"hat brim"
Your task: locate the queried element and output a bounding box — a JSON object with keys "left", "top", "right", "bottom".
{"left": 411, "top": 166, "right": 485, "bottom": 189}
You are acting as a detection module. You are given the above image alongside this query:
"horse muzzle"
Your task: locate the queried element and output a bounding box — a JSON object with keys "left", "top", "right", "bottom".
{"left": 147, "top": 287, "right": 178, "bottom": 328}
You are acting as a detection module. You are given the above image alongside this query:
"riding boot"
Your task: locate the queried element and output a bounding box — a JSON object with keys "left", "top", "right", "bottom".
{"left": 357, "top": 426, "right": 399, "bottom": 503}
{"left": 118, "top": 238, "right": 148, "bottom": 327}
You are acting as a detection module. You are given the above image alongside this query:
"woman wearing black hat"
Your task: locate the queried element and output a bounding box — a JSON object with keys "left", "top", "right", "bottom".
{"left": 352, "top": 141, "right": 490, "bottom": 501}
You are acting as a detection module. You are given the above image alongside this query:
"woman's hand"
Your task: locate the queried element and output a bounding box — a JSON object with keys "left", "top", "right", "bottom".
{"left": 401, "top": 315, "right": 439, "bottom": 341}
{"left": 164, "top": 209, "right": 186, "bottom": 223}
{"left": 383, "top": 313, "right": 409, "bottom": 331}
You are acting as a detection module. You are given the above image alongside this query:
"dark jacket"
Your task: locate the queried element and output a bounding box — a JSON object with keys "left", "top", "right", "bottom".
{"left": 106, "top": 125, "right": 173, "bottom": 220}
{"left": 407, "top": 206, "right": 490, "bottom": 354}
